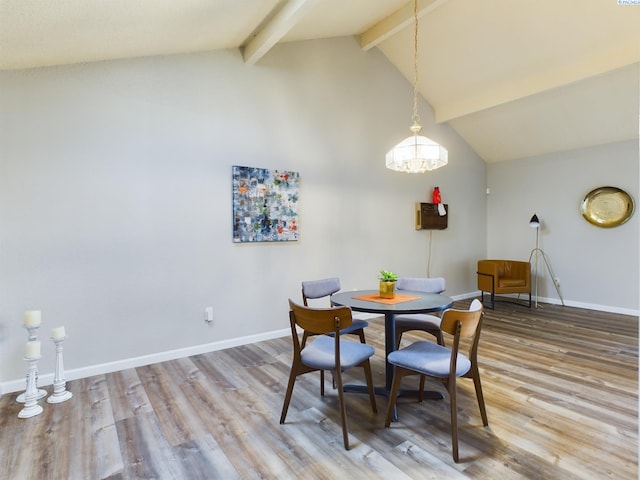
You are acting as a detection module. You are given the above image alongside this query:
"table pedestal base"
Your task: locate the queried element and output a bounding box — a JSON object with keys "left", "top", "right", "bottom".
{"left": 342, "top": 384, "right": 443, "bottom": 421}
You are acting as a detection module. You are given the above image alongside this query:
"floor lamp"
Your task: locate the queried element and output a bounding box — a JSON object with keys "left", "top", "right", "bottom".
{"left": 528, "top": 214, "right": 565, "bottom": 308}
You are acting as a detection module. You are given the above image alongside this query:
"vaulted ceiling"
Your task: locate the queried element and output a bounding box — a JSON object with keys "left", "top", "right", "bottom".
{"left": 1, "top": 0, "right": 639, "bottom": 163}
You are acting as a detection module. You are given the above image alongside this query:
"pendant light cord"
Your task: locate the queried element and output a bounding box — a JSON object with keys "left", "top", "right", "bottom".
{"left": 426, "top": 230, "right": 433, "bottom": 277}
{"left": 411, "top": 0, "right": 420, "bottom": 130}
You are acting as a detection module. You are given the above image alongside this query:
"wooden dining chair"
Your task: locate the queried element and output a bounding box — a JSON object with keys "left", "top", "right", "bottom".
{"left": 301, "top": 277, "right": 369, "bottom": 344}
{"left": 302, "top": 277, "right": 369, "bottom": 394}
{"left": 395, "top": 276, "right": 446, "bottom": 348}
{"left": 280, "top": 299, "right": 377, "bottom": 450}
{"left": 384, "top": 299, "right": 488, "bottom": 462}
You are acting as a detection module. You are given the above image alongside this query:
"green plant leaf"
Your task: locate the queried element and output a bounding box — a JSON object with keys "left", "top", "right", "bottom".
{"left": 378, "top": 270, "right": 398, "bottom": 282}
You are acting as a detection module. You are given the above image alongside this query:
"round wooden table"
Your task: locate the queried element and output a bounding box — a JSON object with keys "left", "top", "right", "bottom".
{"left": 331, "top": 289, "right": 453, "bottom": 394}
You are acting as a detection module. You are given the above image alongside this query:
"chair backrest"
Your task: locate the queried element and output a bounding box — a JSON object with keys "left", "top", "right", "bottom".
{"left": 440, "top": 299, "right": 483, "bottom": 338}
{"left": 478, "top": 259, "right": 530, "bottom": 281}
{"left": 301, "top": 277, "right": 341, "bottom": 306}
{"left": 439, "top": 299, "right": 484, "bottom": 363}
{"left": 289, "top": 299, "right": 353, "bottom": 336}
{"left": 396, "top": 276, "right": 446, "bottom": 294}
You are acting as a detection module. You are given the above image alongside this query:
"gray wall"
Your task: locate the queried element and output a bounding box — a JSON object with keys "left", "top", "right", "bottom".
{"left": 0, "top": 37, "right": 486, "bottom": 389}
{"left": 487, "top": 140, "right": 639, "bottom": 312}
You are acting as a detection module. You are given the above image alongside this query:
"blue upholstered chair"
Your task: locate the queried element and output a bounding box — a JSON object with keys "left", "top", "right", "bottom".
{"left": 384, "top": 299, "right": 488, "bottom": 463}
{"left": 395, "top": 276, "right": 446, "bottom": 348}
{"left": 280, "top": 299, "right": 377, "bottom": 450}
{"left": 302, "top": 277, "right": 370, "bottom": 394}
{"left": 301, "top": 277, "right": 369, "bottom": 343}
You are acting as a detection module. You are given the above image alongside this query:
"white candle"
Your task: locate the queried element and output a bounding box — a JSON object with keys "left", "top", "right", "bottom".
{"left": 51, "top": 326, "right": 66, "bottom": 340}
{"left": 25, "top": 340, "right": 41, "bottom": 358}
{"left": 24, "top": 310, "right": 42, "bottom": 327}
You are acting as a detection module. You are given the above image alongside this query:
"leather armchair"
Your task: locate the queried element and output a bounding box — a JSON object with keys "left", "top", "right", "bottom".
{"left": 477, "top": 259, "right": 531, "bottom": 309}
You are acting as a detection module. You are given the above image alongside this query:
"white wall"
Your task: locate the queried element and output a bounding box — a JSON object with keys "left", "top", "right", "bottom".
{"left": 0, "top": 37, "right": 486, "bottom": 390}
{"left": 486, "top": 140, "right": 639, "bottom": 313}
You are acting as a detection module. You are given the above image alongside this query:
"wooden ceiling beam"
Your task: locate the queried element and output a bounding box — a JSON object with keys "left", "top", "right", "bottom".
{"left": 359, "top": 0, "right": 449, "bottom": 51}
{"left": 242, "top": 0, "right": 319, "bottom": 65}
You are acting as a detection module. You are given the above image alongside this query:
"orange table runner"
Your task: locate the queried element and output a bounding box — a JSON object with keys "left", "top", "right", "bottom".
{"left": 353, "top": 293, "right": 420, "bottom": 305}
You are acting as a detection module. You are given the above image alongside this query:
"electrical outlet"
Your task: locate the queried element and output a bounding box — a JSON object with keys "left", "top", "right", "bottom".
{"left": 204, "top": 307, "right": 214, "bottom": 323}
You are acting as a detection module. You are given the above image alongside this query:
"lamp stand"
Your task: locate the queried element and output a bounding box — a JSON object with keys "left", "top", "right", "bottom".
{"left": 528, "top": 227, "right": 564, "bottom": 308}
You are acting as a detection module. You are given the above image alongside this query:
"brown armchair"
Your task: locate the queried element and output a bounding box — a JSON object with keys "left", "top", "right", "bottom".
{"left": 477, "top": 260, "right": 531, "bottom": 309}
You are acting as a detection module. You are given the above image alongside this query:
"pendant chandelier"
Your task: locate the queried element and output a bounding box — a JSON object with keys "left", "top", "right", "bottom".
{"left": 385, "top": 0, "right": 448, "bottom": 173}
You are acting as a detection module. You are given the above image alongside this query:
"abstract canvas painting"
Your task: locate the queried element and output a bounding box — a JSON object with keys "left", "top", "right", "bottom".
{"left": 232, "top": 165, "right": 300, "bottom": 243}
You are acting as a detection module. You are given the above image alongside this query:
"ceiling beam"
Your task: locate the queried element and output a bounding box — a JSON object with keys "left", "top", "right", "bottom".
{"left": 359, "top": 0, "right": 449, "bottom": 51}
{"left": 242, "top": 0, "right": 319, "bottom": 65}
{"left": 435, "top": 50, "right": 640, "bottom": 123}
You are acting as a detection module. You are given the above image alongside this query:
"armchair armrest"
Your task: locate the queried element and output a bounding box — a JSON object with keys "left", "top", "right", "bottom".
{"left": 477, "top": 260, "right": 499, "bottom": 291}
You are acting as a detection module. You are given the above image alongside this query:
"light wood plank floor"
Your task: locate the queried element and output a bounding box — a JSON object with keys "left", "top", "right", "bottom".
{"left": 1, "top": 301, "right": 637, "bottom": 479}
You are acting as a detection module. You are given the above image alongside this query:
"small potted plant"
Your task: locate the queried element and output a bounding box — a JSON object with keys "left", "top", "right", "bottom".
{"left": 379, "top": 270, "right": 398, "bottom": 299}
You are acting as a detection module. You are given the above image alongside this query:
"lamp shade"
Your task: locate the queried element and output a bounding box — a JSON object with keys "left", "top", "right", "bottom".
{"left": 385, "top": 134, "right": 448, "bottom": 173}
{"left": 529, "top": 214, "right": 540, "bottom": 228}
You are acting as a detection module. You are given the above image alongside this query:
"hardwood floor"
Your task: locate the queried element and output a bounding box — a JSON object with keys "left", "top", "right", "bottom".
{"left": 1, "top": 301, "right": 637, "bottom": 479}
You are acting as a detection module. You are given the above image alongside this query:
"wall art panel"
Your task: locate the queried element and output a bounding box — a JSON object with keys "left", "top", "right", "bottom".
{"left": 232, "top": 165, "right": 299, "bottom": 243}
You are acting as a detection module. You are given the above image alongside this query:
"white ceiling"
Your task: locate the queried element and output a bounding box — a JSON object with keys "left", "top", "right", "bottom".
{"left": 1, "top": 0, "right": 639, "bottom": 163}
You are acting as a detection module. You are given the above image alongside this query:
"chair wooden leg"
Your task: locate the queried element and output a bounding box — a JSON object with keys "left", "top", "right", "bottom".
{"left": 448, "top": 380, "right": 460, "bottom": 463}
{"left": 385, "top": 367, "right": 407, "bottom": 427}
{"left": 418, "top": 375, "right": 426, "bottom": 402}
{"left": 333, "top": 368, "right": 350, "bottom": 450}
{"left": 395, "top": 330, "right": 403, "bottom": 350}
{"left": 320, "top": 370, "right": 325, "bottom": 396}
{"left": 280, "top": 366, "right": 299, "bottom": 424}
{"left": 362, "top": 360, "right": 377, "bottom": 414}
{"left": 471, "top": 368, "right": 489, "bottom": 426}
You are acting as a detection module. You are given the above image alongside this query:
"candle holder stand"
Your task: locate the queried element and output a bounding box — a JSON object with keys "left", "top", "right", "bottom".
{"left": 16, "top": 325, "right": 47, "bottom": 403}
{"left": 18, "top": 355, "right": 44, "bottom": 418}
{"left": 47, "top": 336, "right": 72, "bottom": 403}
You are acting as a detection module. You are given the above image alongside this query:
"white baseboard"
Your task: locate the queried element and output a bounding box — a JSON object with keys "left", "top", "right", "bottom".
{"left": 465, "top": 290, "right": 639, "bottom": 316}
{"left": 3, "top": 295, "right": 637, "bottom": 396}
{"left": 0, "top": 328, "right": 290, "bottom": 396}
{"left": 547, "top": 298, "right": 638, "bottom": 316}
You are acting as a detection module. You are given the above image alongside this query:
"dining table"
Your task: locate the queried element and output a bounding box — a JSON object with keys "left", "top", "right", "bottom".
{"left": 331, "top": 289, "right": 453, "bottom": 400}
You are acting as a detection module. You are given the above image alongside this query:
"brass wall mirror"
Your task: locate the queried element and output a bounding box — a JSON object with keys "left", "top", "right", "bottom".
{"left": 580, "top": 186, "right": 634, "bottom": 228}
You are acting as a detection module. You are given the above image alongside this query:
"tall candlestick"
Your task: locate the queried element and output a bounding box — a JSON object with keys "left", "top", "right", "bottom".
{"left": 18, "top": 355, "right": 44, "bottom": 418}
{"left": 24, "top": 310, "right": 42, "bottom": 327}
{"left": 47, "top": 335, "right": 72, "bottom": 404}
{"left": 16, "top": 321, "right": 47, "bottom": 404}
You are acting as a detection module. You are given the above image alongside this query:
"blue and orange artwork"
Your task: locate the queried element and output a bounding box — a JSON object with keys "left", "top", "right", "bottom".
{"left": 232, "top": 165, "right": 300, "bottom": 243}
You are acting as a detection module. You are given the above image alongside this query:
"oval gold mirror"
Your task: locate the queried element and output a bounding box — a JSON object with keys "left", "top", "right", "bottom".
{"left": 580, "top": 186, "right": 634, "bottom": 228}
